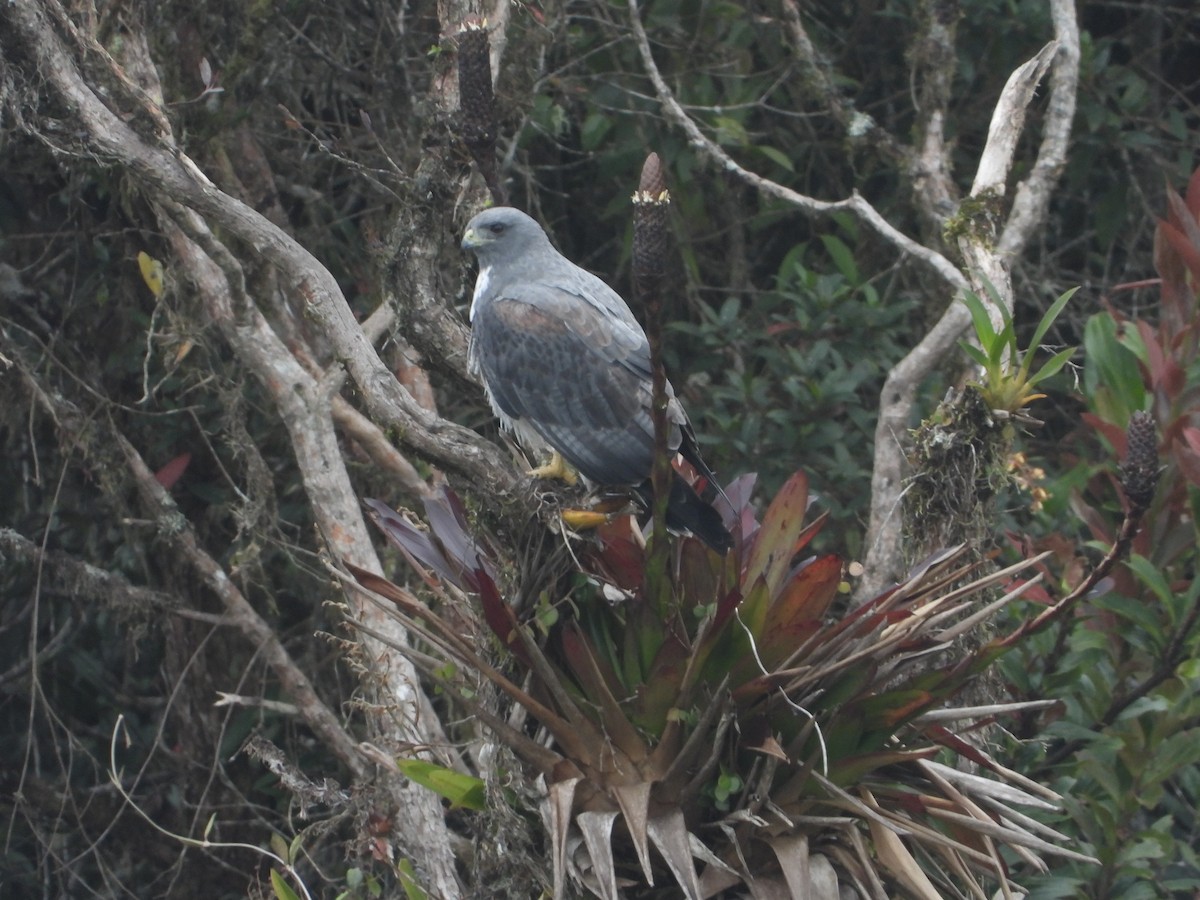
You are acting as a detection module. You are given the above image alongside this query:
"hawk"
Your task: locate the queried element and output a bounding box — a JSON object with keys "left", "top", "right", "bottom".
{"left": 462, "top": 206, "right": 733, "bottom": 554}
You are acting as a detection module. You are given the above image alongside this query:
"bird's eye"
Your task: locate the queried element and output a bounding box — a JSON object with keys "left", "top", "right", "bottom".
{"left": 488, "top": 223, "right": 507, "bottom": 235}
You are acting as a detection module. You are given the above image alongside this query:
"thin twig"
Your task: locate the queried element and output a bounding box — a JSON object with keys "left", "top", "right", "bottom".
{"left": 108, "top": 715, "right": 315, "bottom": 900}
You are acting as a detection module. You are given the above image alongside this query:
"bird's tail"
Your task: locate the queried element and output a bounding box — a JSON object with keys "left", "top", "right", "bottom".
{"left": 639, "top": 473, "right": 733, "bottom": 554}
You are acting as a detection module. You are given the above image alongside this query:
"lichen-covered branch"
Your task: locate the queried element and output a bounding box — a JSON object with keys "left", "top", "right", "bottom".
{"left": 955, "top": 40, "right": 1059, "bottom": 328}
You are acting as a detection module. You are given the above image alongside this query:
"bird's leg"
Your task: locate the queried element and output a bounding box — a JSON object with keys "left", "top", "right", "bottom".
{"left": 560, "top": 496, "right": 634, "bottom": 533}
{"left": 560, "top": 509, "right": 609, "bottom": 531}
{"left": 529, "top": 450, "right": 578, "bottom": 485}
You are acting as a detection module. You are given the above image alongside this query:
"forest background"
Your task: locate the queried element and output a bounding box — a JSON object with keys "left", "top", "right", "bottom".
{"left": 1, "top": 0, "right": 1198, "bottom": 898}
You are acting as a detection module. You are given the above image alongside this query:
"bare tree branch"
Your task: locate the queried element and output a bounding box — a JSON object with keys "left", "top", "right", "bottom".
{"left": 957, "top": 41, "right": 1059, "bottom": 326}
{"left": 778, "top": 0, "right": 906, "bottom": 168}
{"left": 626, "top": 0, "right": 1077, "bottom": 598}
{"left": 158, "top": 204, "right": 462, "bottom": 896}
{"left": 999, "top": 0, "right": 1081, "bottom": 258}
{"left": 627, "top": 0, "right": 968, "bottom": 295}
{"left": 909, "top": 0, "right": 961, "bottom": 227}
{"left": 332, "top": 396, "right": 435, "bottom": 500}
{"left": 4, "top": 357, "right": 368, "bottom": 776}
{"left": 2, "top": 0, "right": 517, "bottom": 505}
{"left": 861, "top": 38, "right": 1067, "bottom": 598}
{"left": 0, "top": 3, "right": 499, "bottom": 892}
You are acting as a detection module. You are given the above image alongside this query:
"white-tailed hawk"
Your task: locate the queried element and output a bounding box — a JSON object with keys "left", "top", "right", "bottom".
{"left": 462, "top": 206, "right": 732, "bottom": 554}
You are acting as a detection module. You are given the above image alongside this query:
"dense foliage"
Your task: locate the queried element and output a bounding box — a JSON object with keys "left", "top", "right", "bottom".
{"left": 998, "top": 172, "right": 1200, "bottom": 899}
{"left": 1, "top": 0, "right": 1198, "bottom": 897}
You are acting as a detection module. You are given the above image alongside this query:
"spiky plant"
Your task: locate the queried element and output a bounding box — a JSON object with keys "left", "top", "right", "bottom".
{"left": 335, "top": 455, "right": 1126, "bottom": 898}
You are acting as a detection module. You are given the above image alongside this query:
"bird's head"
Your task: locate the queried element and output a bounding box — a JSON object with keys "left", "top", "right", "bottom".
{"left": 461, "top": 207, "right": 551, "bottom": 261}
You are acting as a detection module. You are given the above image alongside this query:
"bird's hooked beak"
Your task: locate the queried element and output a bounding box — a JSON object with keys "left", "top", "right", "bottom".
{"left": 461, "top": 226, "right": 491, "bottom": 251}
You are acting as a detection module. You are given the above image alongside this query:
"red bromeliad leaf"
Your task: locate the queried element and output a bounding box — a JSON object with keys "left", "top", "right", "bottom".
{"left": 852, "top": 689, "right": 936, "bottom": 729}
{"left": 793, "top": 508, "right": 830, "bottom": 556}
{"left": 729, "top": 669, "right": 793, "bottom": 706}
{"left": 1165, "top": 182, "right": 1200, "bottom": 247}
{"left": 924, "top": 724, "right": 996, "bottom": 769}
{"left": 697, "top": 581, "right": 763, "bottom": 683}
{"left": 344, "top": 561, "right": 426, "bottom": 618}
{"left": 808, "top": 587, "right": 893, "bottom": 650}
{"left": 761, "top": 555, "right": 842, "bottom": 640}
{"left": 366, "top": 492, "right": 499, "bottom": 593}
{"left": 740, "top": 472, "right": 811, "bottom": 631}
{"left": 631, "top": 626, "right": 691, "bottom": 735}
{"left": 731, "top": 617, "right": 824, "bottom": 690}
{"left": 561, "top": 621, "right": 626, "bottom": 707}
{"left": 560, "top": 623, "right": 649, "bottom": 763}
{"left": 364, "top": 498, "right": 459, "bottom": 588}
{"left": 1185, "top": 166, "right": 1200, "bottom": 218}
{"left": 154, "top": 452, "right": 191, "bottom": 490}
{"left": 1175, "top": 431, "right": 1200, "bottom": 486}
{"left": 704, "top": 585, "right": 745, "bottom": 647}
{"left": 827, "top": 747, "right": 939, "bottom": 787}
{"left": 1182, "top": 426, "right": 1200, "bottom": 455}
{"left": 1080, "top": 413, "right": 1127, "bottom": 457}
{"left": 735, "top": 556, "right": 841, "bottom": 675}
{"left": 884, "top": 788, "right": 929, "bottom": 819}
{"left": 1158, "top": 215, "right": 1200, "bottom": 286}
{"left": 476, "top": 567, "right": 530, "bottom": 667}
{"left": 1006, "top": 577, "right": 1055, "bottom": 606}
{"left": 1136, "top": 319, "right": 1185, "bottom": 396}
{"left": 1071, "top": 485, "right": 1117, "bottom": 544}
{"left": 589, "top": 517, "right": 645, "bottom": 591}
{"left": 423, "top": 486, "right": 498, "bottom": 590}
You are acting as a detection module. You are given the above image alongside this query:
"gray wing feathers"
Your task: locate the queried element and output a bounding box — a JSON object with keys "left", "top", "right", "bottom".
{"left": 471, "top": 280, "right": 681, "bottom": 485}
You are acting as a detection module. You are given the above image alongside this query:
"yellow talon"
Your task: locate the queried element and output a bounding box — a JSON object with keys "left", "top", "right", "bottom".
{"left": 561, "top": 509, "right": 610, "bottom": 531}
{"left": 529, "top": 451, "right": 577, "bottom": 485}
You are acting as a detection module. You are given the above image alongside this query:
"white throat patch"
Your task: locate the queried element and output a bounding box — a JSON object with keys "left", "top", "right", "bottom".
{"left": 469, "top": 265, "right": 492, "bottom": 321}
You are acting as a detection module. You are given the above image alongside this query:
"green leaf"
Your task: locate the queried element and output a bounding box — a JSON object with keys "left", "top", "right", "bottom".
{"left": 819, "top": 234, "right": 858, "bottom": 283}
{"left": 1116, "top": 837, "right": 1166, "bottom": 866}
{"left": 981, "top": 278, "right": 1015, "bottom": 330}
{"left": 1092, "top": 593, "right": 1165, "bottom": 647}
{"left": 960, "top": 290, "right": 999, "bottom": 351}
{"left": 270, "top": 869, "right": 302, "bottom": 900}
{"left": 288, "top": 831, "right": 305, "bottom": 866}
{"left": 1123, "top": 555, "right": 1174, "bottom": 609}
{"left": 758, "top": 145, "right": 795, "bottom": 172}
{"left": 713, "top": 116, "right": 750, "bottom": 146}
{"left": 1142, "top": 730, "right": 1200, "bottom": 791}
{"left": 1027, "top": 286, "right": 1079, "bottom": 363}
{"left": 395, "top": 759, "right": 486, "bottom": 811}
{"left": 580, "top": 113, "right": 612, "bottom": 152}
{"left": 959, "top": 290, "right": 1012, "bottom": 367}
{"left": 958, "top": 340, "right": 991, "bottom": 370}
{"left": 397, "top": 859, "right": 428, "bottom": 900}
{"left": 1083, "top": 314, "right": 1145, "bottom": 418}
{"left": 1177, "top": 657, "right": 1200, "bottom": 682}
{"left": 1027, "top": 345, "right": 1077, "bottom": 386}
